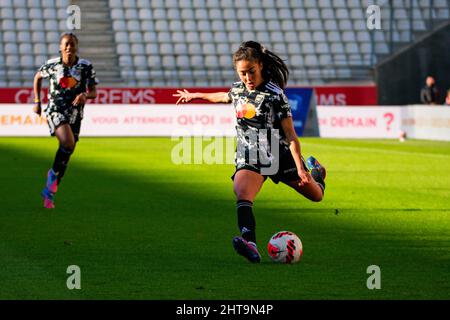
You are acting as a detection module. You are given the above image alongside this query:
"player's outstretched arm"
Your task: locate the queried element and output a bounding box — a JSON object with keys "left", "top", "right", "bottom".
{"left": 173, "top": 89, "right": 231, "bottom": 105}
{"left": 33, "top": 71, "right": 43, "bottom": 116}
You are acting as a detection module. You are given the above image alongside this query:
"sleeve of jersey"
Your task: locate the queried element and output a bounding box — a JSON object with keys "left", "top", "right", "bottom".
{"left": 87, "top": 64, "right": 99, "bottom": 86}
{"left": 38, "top": 63, "right": 51, "bottom": 79}
{"left": 227, "top": 88, "right": 233, "bottom": 101}
{"left": 275, "top": 92, "right": 292, "bottom": 119}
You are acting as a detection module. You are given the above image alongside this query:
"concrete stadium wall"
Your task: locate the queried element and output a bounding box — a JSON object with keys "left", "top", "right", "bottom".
{"left": 376, "top": 22, "right": 450, "bottom": 105}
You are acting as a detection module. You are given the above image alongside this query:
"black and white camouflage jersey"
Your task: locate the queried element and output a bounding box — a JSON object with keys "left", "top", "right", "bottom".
{"left": 39, "top": 56, "right": 98, "bottom": 114}
{"left": 228, "top": 81, "right": 292, "bottom": 172}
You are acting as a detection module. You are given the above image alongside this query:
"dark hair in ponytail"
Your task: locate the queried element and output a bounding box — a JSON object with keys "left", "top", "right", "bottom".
{"left": 232, "top": 41, "right": 289, "bottom": 89}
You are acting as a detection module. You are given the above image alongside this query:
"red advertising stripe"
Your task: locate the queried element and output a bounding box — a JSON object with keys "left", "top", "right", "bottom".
{"left": 0, "top": 87, "right": 228, "bottom": 105}
{"left": 0, "top": 86, "right": 377, "bottom": 105}
{"left": 315, "top": 86, "right": 378, "bottom": 106}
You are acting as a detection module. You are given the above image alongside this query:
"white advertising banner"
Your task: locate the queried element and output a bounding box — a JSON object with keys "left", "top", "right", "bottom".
{"left": 1, "top": 104, "right": 449, "bottom": 140}
{"left": 316, "top": 106, "right": 402, "bottom": 138}
{"left": 0, "top": 104, "right": 49, "bottom": 136}
{"left": 0, "top": 104, "right": 236, "bottom": 137}
{"left": 401, "top": 105, "right": 450, "bottom": 141}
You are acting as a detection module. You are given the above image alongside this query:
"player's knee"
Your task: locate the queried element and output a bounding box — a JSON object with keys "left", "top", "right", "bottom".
{"left": 234, "top": 188, "right": 253, "bottom": 202}
{"left": 60, "top": 142, "right": 75, "bottom": 154}
{"left": 234, "top": 189, "right": 247, "bottom": 200}
{"left": 311, "top": 193, "right": 323, "bottom": 202}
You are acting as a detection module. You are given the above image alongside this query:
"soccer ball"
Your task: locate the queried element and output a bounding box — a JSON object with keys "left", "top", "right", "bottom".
{"left": 267, "top": 231, "right": 303, "bottom": 264}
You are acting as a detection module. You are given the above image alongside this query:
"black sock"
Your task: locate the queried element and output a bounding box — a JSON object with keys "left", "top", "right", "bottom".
{"left": 237, "top": 200, "right": 256, "bottom": 244}
{"left": 52, "top": 146, "right": 73, "bottom": 184}
{"left": 311, "top": 169, "right": 325, "bottom": 194}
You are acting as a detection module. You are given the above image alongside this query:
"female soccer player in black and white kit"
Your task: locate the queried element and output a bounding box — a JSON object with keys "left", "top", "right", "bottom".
{"left": 33, "top": 33, "right": 98, "bottom": 208}
{"left": 174, "top": 41, "right": 326, "bottom": 263}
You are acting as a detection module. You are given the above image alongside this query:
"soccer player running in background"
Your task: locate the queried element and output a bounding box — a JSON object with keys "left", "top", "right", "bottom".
{"left": 173, "top": 41, "right": 326, "bottom": 263}
{"left": 33, "top": 33, "right": 98, "bottom": 209}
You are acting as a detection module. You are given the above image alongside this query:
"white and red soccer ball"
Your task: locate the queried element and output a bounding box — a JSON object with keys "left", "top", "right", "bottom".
{"left": 267, "top": 231, "right": 303, "bottom": 264}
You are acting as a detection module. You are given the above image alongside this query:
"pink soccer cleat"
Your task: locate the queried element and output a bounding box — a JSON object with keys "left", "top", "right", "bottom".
{"left": 41, "top": 188, "right": 55, "bottom": 209}
{"left": 232, "top": 236, "right": 261, "bottom": 263}
{"left": 43, "top": 197, "right": 55, "bottom": 209}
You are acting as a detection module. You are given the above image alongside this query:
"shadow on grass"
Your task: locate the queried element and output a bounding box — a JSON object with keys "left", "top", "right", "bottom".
{"left": 0, "top": 140, "right": 449, "bottom": 300}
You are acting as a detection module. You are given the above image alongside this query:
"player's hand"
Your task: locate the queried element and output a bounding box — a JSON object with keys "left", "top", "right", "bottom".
{"left": 33, "top": 102, "right": 41, "bottom": 116}
{"left": 173, "top": 89, "right": 195, "bottom": 105}
{"left": 72, "top": 93, "right": 87, "bottom": 106}
{"left": 297, "top": 168, "right": 311, "bottom": 187}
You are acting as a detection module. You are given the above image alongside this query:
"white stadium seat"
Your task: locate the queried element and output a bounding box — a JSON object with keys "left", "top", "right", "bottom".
{"left": 15, "top": 8, "right": 28, "bottom": 19}
{"left": 6, "top": 55, "right": 20, "bottom": 65}
{"left": 5, "top": 43, "right": 19, "bottom": 55}
{"left": 200, "top": 32, "right": 214, "bottom": 43}
{"left": 205, "top": 55, "right": 219, "bottom": 68}
{"left": 145, "top": 43, "right": 159, "bottom": 55}
{"left": 111, "top": 9, "right": 125, "bottom": 20}
{"left": 115, "top": 32, "right": 129, "bottom": 43}
{"left": 119, "top": 55, "right": 133, "bottom": 67}
{"left": 181, "top": 8, "right": 195, "bottom": 20}
{"left": 0, "top": 0, "right": 444, "bottom": 86}
{"left": 43, "top": 8, "right": 56, "bottom": 19}
{"left": 290, "top": 54, "right": 304, "bottom": 67}
{"left": 133, "top": 55, "right": 148, "bottom": 67}
{"left": 47, "top": 43, "right": 59, "bottom": 55}
{"left": 190, "top": 55, "right": 204, "bottom": 69}
{"left": 147, "top": 55, "right": 162, "bottom": 67}
{"left": 125, "top": 9, "right": 139, "bottom": 20}
{"left": 127, "top": 20, "right": 141, "bottom": 31}
{"left": 117, "top": 43, "right": 131, "bottom": 55}
{"left": 113, "top": 20, "right": 126, "bottom": 31}
{"left": 188, "top": 43, "right": 202, "bottom": 55}
{"left": 136, "top": 0, "right": 150, "bottom": 8}
{"left": 2, "top": 20, "right": 15, "bottom": 31}
{"left": 174, "top": 43, "right": 187, "bottom": 55}
{"left": 3, "top": 31, "right": 16, "bottom": 43}
{"left": 143, "top": 32, "right": 157, "bottom": 43}
{"left": 186, "top": 32, "right": 200, "bottom": 43}
{"left": 162, "top": 56, "right": 176, "bottom": 68}
{"left": 172, "top": 32, "right": 186, "bottom": 43}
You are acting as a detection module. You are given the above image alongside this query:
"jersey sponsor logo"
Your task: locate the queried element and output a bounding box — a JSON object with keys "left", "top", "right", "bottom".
{"left": 59, "top": 76, "right": 78, "bottom": 89}
{"left": 235, "top": 97, "right": 256, "bottom": 119}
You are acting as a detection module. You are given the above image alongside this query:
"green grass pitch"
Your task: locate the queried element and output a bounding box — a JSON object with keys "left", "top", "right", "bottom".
{"left": 0, "top": 137, "right": 449, "bottom": 299}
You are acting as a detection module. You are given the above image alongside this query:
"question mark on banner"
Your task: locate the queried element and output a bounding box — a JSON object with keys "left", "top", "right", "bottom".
{"left": 383, "top": 113, "right": 394, "bottom": 131}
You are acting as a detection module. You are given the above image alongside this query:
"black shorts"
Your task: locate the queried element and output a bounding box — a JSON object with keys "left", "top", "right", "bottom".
{"left": 231, "top": 146, "right": 308, "bottom": 184}
{"left": 45, "top": 105, "right": 83, "bottom": 142}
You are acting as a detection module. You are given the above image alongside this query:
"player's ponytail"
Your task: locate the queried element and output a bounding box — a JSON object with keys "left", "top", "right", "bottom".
{"left": 233, "top": 41, "right": 289, "bottom": 89}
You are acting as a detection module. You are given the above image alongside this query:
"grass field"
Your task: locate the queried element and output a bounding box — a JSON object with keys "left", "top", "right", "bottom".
{"left": 0, "top": 137, "right": 449, "bottom": 300}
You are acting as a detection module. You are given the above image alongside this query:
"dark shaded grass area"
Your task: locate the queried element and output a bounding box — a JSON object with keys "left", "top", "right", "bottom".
{"left": 0, "top": 138, "right": 449, "bottom": 299}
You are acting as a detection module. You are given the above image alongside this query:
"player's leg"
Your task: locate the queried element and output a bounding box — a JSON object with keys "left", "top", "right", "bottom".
{"left": 41, "top": 123, "right": 76, "bottom": 208}
{"left": 286, "top": 173, "right": 324, "bottom": 202}
{"left": 286, "top": 156, "right": 326, "bottom": 202}
{"left": 232, "top": 169, "right": 265, "bottom": 263}
{"left": 53, "top": 123, "right": 76, "bottom": 185}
